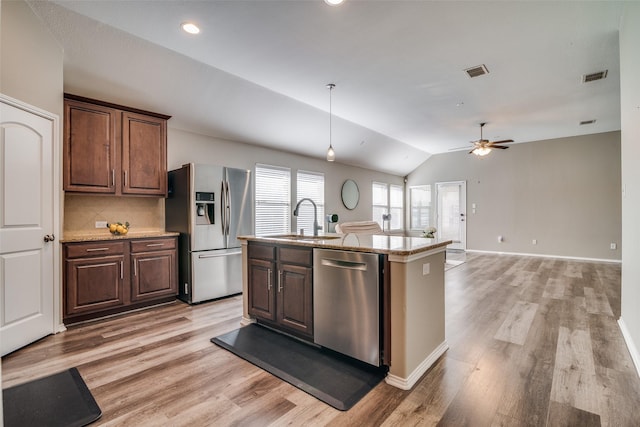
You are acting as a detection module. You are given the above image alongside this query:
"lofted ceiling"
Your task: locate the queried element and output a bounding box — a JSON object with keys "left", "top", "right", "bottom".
{"left": 28, "top": 1, "right": 624, "bottom": 176}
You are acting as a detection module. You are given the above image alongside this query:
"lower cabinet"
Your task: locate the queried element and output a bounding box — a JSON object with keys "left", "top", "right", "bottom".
{"left": 64, "top": 236, "right": 177, "bottom": 323}
{"left": 248, "top": 242, "right": 313, "bottom": 339}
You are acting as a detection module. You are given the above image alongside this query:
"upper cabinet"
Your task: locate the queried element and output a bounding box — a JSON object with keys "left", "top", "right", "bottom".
{"left": 64, "top": 94, "right": 170, "bottom": 197}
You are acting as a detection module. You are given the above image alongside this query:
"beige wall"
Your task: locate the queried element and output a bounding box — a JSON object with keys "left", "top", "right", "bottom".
{"left": 168, "top": 127, "right": 404, "bottom": 232}
{"left": 1, "top": 0, "right": 63, "bottom": 118}
{"left": 620, "top": 3, "right": 640, "bottom": 366}
{"left": 407, "top": 131, "right": 621, "bottom": 260}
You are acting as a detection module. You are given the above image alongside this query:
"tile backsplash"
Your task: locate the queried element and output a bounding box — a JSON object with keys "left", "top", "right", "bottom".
{"left": 64, "top": 194, "right": 164, "bottom": 234}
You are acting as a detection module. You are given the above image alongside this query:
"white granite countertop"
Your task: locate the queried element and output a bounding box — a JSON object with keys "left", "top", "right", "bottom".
{"left": 239, "top": 233, "right": 452, "bottom": 256}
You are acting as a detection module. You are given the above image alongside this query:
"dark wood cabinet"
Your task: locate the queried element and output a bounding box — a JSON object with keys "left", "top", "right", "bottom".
{"left": 248, "top": 242, "right": 313, "bottom": 339}
{"left": 64, "top": 100, "right": 119, "bottom": 194}
{"left": 130, "top": 238, "right": 177, "bottom": 302}
{"left": 121, "top": 112, "right": 167, "bottom": 196}
{"left": 63, "top": 236, "right": 177, "bottom": 324}
{"left": 247, "top": 258, "right": 276, "bottom": 321}
{"left": 64, "top": 94, "right": 170, "bottom": 197}
{"left": 64, "top": 242, "right": 126, "bottom": 315}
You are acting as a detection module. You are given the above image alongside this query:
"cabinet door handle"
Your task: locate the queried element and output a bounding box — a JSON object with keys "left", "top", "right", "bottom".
{"left": 124, "top": 170, "right": 128, "bottom": 187}
{"left": 111, "top": 169, "right": 115, "bottom": 187}
{"left": 267, "top": 268, "right": 272, "bottom": 290}
{"left": 120, "top": 261, "right": 123, "bottom": 280}
{"left": 133, "top": 260, "right": 137, "bottom": 276}
{"left": 86, "top": 247, "right": 109, "bottom": 252}
{"left": 278, "top": 270, "right": 283, "bottom": 293}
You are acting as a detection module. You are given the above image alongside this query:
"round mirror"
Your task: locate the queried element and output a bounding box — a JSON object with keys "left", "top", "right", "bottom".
{"left": 341, "top": 179, "right": 360, "bottom": 210}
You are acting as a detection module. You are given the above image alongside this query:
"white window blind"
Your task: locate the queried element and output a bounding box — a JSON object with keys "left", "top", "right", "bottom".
{"left": 390, "top": 184, "right": 404, "bottom": 230}
{"left": 255, "top": 164, "right": 290, "bottom": 236}
{"left": 296, "top": 170, "right": 325, "bottom": 236}
{"left": 410, "top": 185, "right": 431, "bottom": 230}
{"left": 372, "top": 182, "right": 388, "bottom": 229}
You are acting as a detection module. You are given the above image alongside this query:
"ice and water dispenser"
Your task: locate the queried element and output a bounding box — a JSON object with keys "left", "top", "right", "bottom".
{"left": 195, "top": 192, "right": 215, "bottom": 225}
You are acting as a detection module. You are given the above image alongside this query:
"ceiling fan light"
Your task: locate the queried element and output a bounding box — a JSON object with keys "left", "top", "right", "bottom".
{"left": 324, "top": 0, "right": 345, "bottom": 5}
{"left": 473, "top": 147, "right": 492, "bottom": 156}
{"left": 181, "top": 22, "right": 200, "bottom": 34}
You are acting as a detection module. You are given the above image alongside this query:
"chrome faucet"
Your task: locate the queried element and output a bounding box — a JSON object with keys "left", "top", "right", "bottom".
{"left": 293, "top": 198, "right": 322, "bottom": 236}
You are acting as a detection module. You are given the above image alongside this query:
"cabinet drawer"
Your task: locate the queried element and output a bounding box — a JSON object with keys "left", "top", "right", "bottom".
{"left": 66, "top": 241, "right": 126, "bottom": 258}
{"left": 279, "top": 247, "right": 312, "bottom": 266}
{"left": 249, "top": 243, "right": 276, "bottom": 260}
{"left": 130, "top": 238, "right": 176, "bottom": 253}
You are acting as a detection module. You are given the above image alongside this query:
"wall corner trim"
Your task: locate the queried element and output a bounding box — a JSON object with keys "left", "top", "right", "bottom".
{"left": 618, "top": 317, "right": 640, "bottom": 379}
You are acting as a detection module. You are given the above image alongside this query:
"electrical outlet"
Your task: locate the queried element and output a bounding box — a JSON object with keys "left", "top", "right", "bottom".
{"left": 498, "top": 235, "right": 504, "bottom": 243}
{"left": 532, "top": 239, "right": 537, "bottom": 245}
{"left": 611, "top": 243, "right": 617, "bottom": 250}
{"left": 95, "top": 221, "right": 107, "bottom": 228}
{"left": 422, "top": 263, "right": 430, "bottom": 275}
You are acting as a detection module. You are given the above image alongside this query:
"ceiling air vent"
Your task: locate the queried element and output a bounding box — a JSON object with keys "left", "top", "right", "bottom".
{"left": 580, "top": 119, "right": 596, "bottom": 125}
{"left": 464, "top": 64, "right": 490, "bottom": 78}
{"left": 582, "top": 70, "right": 608, "bottom": 83}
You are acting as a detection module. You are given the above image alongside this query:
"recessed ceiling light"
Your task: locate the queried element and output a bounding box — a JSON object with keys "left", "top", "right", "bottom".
{"left": 324, "top": 0, "right": 345, "bottom": 6}
{"left": 181, "top": 22, "right": 200, "bottom": 35}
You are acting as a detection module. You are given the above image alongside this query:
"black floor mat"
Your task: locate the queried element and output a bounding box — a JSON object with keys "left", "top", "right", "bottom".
{"left": 2, "top": 367, "right": 102, "bottom": 427}
{"left": 211, "top": 324, "right": 387, "bottom": 411}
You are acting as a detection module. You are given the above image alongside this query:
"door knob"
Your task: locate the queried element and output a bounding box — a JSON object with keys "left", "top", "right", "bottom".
{"left": 44, "top": 234, "right": 55, "bottom": 242}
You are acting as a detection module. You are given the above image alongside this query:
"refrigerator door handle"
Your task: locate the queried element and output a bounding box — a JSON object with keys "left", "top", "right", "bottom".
{"left": 220, "top": 180, "right": 227, "bottom": 238}
{"left": 225, "top": 180, "right": 231, "bottom": 236}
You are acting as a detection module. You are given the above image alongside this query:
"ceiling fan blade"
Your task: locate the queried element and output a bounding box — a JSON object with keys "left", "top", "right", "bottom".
{"left": 491, "top": 145, "right": 509, "bottom": 149}
{"left": 489, "top": 139, "right": 514, "bottom": 145}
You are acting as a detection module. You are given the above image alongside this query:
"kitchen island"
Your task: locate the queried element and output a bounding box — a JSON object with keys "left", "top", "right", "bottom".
{"left": 238, "top": 233, "right": 451, "bottom": 390}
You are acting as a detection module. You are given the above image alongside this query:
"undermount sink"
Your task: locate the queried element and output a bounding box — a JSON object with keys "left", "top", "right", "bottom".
{"left": 265, "top": 234, "right": 342, "bottom": 241}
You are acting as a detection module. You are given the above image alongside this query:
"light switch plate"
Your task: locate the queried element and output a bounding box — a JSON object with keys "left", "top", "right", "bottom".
{"left": 95, "top": 221, "right": 107, "bottom": 228}
{"left": 423, "top": 263, "right": 430, "bottom": 275}
{"left": 611, "top": 243, "right": 617, "bottom": 250}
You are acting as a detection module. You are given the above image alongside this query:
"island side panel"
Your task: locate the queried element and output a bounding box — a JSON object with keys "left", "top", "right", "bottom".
{"left": 387, "top": 249, "right": 447, "bottom": 388}
{"left": 240, "top": 240, "right": 254, "bottom": 325}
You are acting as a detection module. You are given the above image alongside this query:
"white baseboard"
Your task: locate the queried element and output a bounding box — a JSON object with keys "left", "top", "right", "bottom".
{"left": 240, "top": 316, "right": 256, "bottom": 326}
{"left": 385, "top": 340, "right": 448, "bottom": 390}
{"left": 466, "top": 249, "right": 621, "bottom": 264}
{"left": 618, "top": 317, "right": 640, "bottom": 378}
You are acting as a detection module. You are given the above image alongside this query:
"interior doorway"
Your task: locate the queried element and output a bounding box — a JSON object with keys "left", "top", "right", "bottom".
{"left": 436, "top": 181, "right": 467, "bottom": 251}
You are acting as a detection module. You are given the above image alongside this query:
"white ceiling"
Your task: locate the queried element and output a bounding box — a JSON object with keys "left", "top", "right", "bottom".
{"left": 28, "top": 0, "right": 624, "bottom": 176}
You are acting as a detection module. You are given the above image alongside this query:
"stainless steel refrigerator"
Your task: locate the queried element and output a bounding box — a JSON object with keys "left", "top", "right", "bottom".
{"left": 165, "top": 163, "right": 253, "bottom": 304}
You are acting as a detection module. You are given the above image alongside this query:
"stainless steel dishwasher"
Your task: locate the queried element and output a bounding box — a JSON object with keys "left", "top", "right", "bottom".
{"left": 313, "top": 248, "right": 381, "bottom": 366}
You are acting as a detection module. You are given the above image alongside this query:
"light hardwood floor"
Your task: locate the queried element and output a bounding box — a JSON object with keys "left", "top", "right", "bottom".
{"left": 3, "top": 253, "right": 639, "bottom": 426}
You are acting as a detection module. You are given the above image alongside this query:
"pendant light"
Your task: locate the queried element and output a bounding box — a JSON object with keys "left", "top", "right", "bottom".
{"left": 326, "top": 83, "right": 336, "bottom": 162}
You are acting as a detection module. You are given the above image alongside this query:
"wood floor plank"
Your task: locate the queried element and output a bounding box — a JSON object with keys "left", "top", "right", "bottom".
{"left": 547, "top": 400, "right": 601, "bottom": 427}
{"left": 584, "top": 287, "right": 614, "bottom": 316}
{"left": 493, "top": 301, "right": 539, "bottom": 345}
{"left": 550, "top": 327, "right": 600, "bottom": 415}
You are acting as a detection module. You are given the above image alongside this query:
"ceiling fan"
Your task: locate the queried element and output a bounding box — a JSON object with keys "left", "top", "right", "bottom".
{"left": 469, "top": 122, "right": 514, "bottom": 156}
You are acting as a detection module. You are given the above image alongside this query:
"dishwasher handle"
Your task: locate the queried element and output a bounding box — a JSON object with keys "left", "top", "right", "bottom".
{"left": 320, "top": 258, "right": 368, "bottom": 271}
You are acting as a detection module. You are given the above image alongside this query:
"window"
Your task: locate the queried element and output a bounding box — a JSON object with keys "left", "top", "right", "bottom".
{"left": 255, "top": 164, "right": 290, "bottom": 236}
{"left": 296, "top": 171, "right": 325, "bottom": 236}
{"left": 410, "top": 185, "right": 431, "bottom": 230}
{"left": 389, "top": 184, "right": 403, "bottom": 230}
{"left": 372, "top": 182, "right": 404, "bottom": 231}
{"left": 372, "top": 182, "right": 388, "bottom": 229}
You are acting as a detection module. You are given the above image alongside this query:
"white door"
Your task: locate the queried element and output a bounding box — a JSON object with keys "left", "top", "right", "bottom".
{"left": 1, "top": 96, "right": 57, "bottom": 356}
{"left": 436, "top": 181, "right": 467, "bottom": 250}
